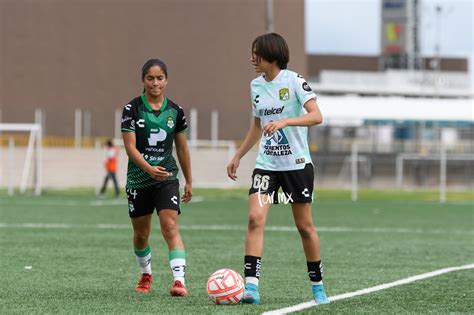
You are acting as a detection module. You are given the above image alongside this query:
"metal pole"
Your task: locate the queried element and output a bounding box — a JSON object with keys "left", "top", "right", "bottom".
{"left": 351, "top": 142, "right": 358, "bottom": 202}
{"left": 265, "top": 0, "right": 274, "bottom": 33}
{"left": 406, "top": 0, "right": 414, "bottom": 70}
{"left": 95, "top": 138, "right": 101, "bottom": 196}
{"left": 433, "top": 5, "right": 442, "bottom": 95}
{"left": 34, "top": 108, "right": 45, "bottom": 134}
{"left": 396, "top": 155, "right": 403, "bottom": 189}
{"left": 190, "top": 108, "right": 197, "bottom": 147}
{"left": 211, "top": 110, "right": 218, "bottom": 147}
{"left": 20, "top": 128, "right": 36, "bottom": 194}
{"left": 8, "top": 137, "right": 14, "bottom": 196}
{"left": 115, "top": 109, "right": 122, "bottom": 141}
{"left": 75, "top": 109, "right": 82, "bottom": 148}
{"left": 439, "top": 145, "right": 446, "bottom": 203}
{"left": 34, "top": 125, "right": 42, "bottom": 196}
{"left": 83, "top": 110, "right": 91, "bottom": 139}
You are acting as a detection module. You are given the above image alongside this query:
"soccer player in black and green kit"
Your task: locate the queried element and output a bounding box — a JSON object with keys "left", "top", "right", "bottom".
{"left": 121, "top": 59, "right": 192, "bottom": 296}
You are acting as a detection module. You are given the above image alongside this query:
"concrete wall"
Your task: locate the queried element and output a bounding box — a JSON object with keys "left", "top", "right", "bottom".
{"left": 1, "top": 147, "right": 471, "bottom": 191}
{"left": 0, "top": 146, "right": 258, "bottom": 189}
{"left": 0, "top": 0, "right": 307, "bottom": 140}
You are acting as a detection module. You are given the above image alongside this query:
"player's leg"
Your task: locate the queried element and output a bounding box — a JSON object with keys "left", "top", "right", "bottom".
{"left": 242, "top": 193, "right": 270, "bottom": 304}
{"left": 128, "top": 187, "right": 155, "bottom": 293}
{"left": 111, "top": 172, "right": 120, "bottom": 197}
{"left": 155, "top": 181, "right": 188, "bottom": 297}
{"left": 243, "top": 169, "right": 277, "bottom": 304}
{"left": 291, "top": 203, "right": 320, "bottom": 260}
{"left": 159, "top": 209, "right": 187, "bottom": 297}
{"left": 131, "top": 214, "right": 153, "bottom": 293}
{"left": 291, "top": 203, "right": 328, "bottom": 303}
{"left": 283, "top": 164, "right": 329, "bottom": 304}
{"left": 99, "top": 173, "right": 110, "bottom": 196}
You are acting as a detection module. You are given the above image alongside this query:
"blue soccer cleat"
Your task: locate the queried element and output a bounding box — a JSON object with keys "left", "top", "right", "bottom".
{"left": 312, "top": 283, "right": 330, "bottom": 305}
{"left": 242, "top": 283, "right": 260, "bottom": 304}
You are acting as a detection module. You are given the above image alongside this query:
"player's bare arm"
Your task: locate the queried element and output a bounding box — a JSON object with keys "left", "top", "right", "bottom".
{"left": 263, "top": 99, "right": 322, "bottom": 136}
{"left": 175, "top": 132, "right": 192, "bottom": 203}
{"left": 122, "top": 131, "right": 170, "bottom": 181}
{"left": 227, "top": 117, "right": 262, "bottom": 180}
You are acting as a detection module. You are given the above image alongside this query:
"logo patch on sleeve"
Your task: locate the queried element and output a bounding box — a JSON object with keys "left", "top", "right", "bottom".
{"left": 302, "top": 82, "right": 312, "bottom": 92}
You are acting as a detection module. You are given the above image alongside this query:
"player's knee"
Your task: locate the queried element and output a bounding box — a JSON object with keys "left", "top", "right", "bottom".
{"left": 248, "top": 213, "right": 265, "bottom": 231}
{"left": 161, "top": 222, "right": 178, "bottom": 240}
{"left": 134, "top": 231, "right": 149, "bottom": 245}
{"left": 296, "top": 224, "right": 315, "bottom": 239}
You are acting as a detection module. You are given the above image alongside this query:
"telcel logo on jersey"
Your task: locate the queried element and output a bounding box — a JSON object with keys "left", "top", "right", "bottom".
{"left": 259, "top": 106, "right": 284, "bottom": 116}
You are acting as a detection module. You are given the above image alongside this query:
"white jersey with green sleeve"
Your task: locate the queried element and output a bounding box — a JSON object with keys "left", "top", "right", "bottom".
{"left": 251, "top": 69, "right": 316, "bottom": 171}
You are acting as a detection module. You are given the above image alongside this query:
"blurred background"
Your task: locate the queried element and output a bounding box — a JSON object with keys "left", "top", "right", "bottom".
{"left": 0, "top": 0, "right": 472, "bottom": 199}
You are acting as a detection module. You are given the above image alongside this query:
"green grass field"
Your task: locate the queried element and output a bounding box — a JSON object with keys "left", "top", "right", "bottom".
{"left": 0, "top": 189, "right": 473, "bottom": 314}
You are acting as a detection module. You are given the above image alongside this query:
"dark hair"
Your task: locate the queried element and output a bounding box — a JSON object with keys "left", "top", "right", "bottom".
{"left": 252, "top": 33, "right": 289, "bottom": 70}
{"left": 106, "top": 139, "right": 113, "bottom": 147}
{"left": 141, "top": 58, "right": 168, "bottom": 80}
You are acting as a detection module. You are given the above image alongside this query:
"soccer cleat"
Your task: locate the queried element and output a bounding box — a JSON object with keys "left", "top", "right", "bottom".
{"left": 170, "top": 280, "right": 188, "bottom": 297}
{"left": 242, "top": 283, "right": 260, "bottom": 304}
{"left": 135, "top": 273, "right": 153, "bottom": 293}
{"left": 312, "top": 283, "right": 330, "bottom": 305}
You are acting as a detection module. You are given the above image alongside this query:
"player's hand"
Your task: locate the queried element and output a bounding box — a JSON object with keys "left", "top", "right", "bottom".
{"left": 263, "top": 119, "right": 287, "bottom": 136}
{"left": 181, "top": 182, "right": 192, "bottom": 203}
{"left": 227, "top": 157, "right": 240, "bottom": 181}
{"left": 148, "top": 166, "right": 171, "bottom": 181}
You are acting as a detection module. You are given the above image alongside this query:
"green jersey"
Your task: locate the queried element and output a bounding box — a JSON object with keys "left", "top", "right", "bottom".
{"left": 251, "top": 69, "right": 316, "bottom": 171}
{"left": 121, "top": 94, "right": 188, "bottom": 188}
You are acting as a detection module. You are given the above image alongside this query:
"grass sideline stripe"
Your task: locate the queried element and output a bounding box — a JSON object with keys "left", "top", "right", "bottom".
{"left": 262, "top": 263, "right": 474, "bottom": 315}
{"left": 0, "top": 222, "right": 472, "bottom": 235}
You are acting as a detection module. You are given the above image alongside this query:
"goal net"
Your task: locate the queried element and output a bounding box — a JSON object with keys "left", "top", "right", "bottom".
{"left": 396, "top": 151, "right": 474, "bottom": 202}
{"left": 0, "top": 123, "right": 43, "bottom": 195}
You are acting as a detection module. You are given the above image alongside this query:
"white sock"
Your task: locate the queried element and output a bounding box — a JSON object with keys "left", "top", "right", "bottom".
{"left": 135, "top": 247, "right": 152, "bottom": 275}
{"left": 311, "top": 281, "right": 323, "bottom": 285}
{"left": 245, "top": 276, "right": 259, "bottom": 286}
{"left": 170, "top": 258, "right": 186, "bottom": 284}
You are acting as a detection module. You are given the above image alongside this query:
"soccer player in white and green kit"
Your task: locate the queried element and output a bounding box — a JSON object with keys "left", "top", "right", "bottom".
{"left": 227, "top": 33, "right": 330, "bottom": 305}
{"left": 121, "top": 59, "right": 192, "bottom": 296}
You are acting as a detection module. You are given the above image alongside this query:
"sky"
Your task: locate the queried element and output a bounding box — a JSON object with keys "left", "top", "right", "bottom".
{"left": 305, "top": 0, "right": 474, "bottom": 73}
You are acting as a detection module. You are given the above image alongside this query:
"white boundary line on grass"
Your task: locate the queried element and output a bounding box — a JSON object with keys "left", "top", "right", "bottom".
{"left": 262, "top": 263, "right": 474, "bottom": 315}
{"left": 0, "top": 223, "right": 473, "bottom": 235}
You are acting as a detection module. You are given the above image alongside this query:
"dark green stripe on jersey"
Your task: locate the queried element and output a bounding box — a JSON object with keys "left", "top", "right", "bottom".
{"left": 121, "top": 95, "right": 188, "bottom": 188}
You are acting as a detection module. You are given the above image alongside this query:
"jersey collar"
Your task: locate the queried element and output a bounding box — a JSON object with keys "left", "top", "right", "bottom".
{"left": 140, "top": 94, "right": 168, "bottom": 112}
{"left": 261, "top": 69, "right": 284, "bottom": 83}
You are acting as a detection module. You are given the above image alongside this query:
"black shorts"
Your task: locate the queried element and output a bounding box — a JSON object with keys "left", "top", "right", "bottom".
{"left": 248, "top": 163, "right": 314, "bottom": 204}
{"left": 126, "top": 180, "right": 180, "bottom": 218}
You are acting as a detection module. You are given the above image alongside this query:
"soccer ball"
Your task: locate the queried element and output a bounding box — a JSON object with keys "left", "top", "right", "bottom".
{"left": 207, "top": 269, "right": 244, "bottom": 305}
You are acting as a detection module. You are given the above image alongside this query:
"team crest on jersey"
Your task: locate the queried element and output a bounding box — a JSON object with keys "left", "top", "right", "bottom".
{"left": 279, "top": 88, "right": 290, "bottom": 101}
{"left": 167, "top": 116, "right": 174, "bottom": 129}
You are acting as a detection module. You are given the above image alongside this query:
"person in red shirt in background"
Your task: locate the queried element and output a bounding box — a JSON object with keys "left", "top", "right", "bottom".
{"left": 99, "top": 139, "right": 120, "bottom": 197}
